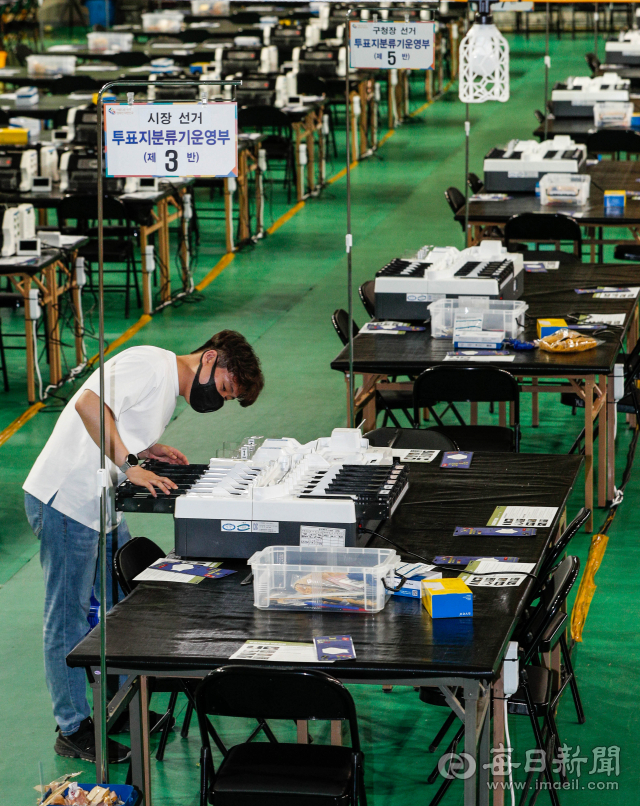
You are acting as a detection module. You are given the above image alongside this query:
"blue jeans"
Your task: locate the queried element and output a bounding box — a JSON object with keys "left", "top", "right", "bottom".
{"left": 25, "top": 492, "right": 131, "bottom": 735}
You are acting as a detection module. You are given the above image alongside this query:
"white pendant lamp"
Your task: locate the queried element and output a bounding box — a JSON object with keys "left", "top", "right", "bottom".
{"left": 459, "top": 0, "right": 510, "bottom": 104}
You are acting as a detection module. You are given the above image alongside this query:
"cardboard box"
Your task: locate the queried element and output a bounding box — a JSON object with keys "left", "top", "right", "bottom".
{"left": 421, "top": 578, "right": 473, "bottom": 618}
{"left": 604, "top": 190, "right": 626, "bottom": 209}
{"left": 537, "top": 318, "right": 567, "bottom": 339}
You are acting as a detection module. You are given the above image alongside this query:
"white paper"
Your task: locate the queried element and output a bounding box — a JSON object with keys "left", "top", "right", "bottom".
{"left": 77, "top": 64, "right": 118, "bottom": 72}
{"left": 359, "top": 321, "right": 407, "bottom": 335}
{"left": 488, "top": 505, "right": 558, "bottom": 528}
{"left": 134, "top": 559, "right": 221, "bottom": 584}
{"left": 523, "top": 261, "right": 560, "bottom": 270}
{"left": 229, "top": 641, "right": 333, "bottom": 663}
{"left": 395, "top": 562, "right": 437, "bottom": 578}
{"left": 581, "top": 313, "right": 626, "bottom": 326}
{"left": 104, "top": 101, "right": 237, "bottom": 179}
{"left": 461, "top": 559, "right": 535, "bottom": 588}
{"left": 593, "top": 286, "right": 639, "bottom": 299}
{"left": 445, "top": 353, "right": 515, "bottom": 362}
{"left": 349, "top": 21, "right": 435, "bottom": 70}
{"left": 47, "top": 44, "right": 78, "bottom": 52}
{"left": 395, "top": 448, "right": 439, "bottom": 463}
{"left": 300, "top": 526, "right": 346, "bottom": 547}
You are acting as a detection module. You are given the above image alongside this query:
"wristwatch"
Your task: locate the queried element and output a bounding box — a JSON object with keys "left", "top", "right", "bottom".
{"left": 119, "top": 453, "right": 139, "bottom": 474}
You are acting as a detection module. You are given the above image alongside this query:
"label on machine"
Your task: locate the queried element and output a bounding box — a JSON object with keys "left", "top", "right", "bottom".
{"left": 221, "top": 520, "right": 280, "bottom": 533}
{"left": 300, "top": 525, "right": 346, "bottom": 547}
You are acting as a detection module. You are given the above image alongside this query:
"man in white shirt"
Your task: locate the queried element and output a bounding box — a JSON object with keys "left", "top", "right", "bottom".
{"left": 24, "top": 330, "right": 264, "bottom": 763}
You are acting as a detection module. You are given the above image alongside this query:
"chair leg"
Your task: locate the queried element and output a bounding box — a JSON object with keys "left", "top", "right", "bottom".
{"left": 427, "top": 725, "right": 464, "bottom": 784}
{"left": 429, "top": 711, "right": 457, "bottom": 753}
{"left": 560, "top": 634, "right": 586, "bottom": 724}
{"left": 521, "top": 685, "right": 560, "bottom": 806}
{"left": 155, "top": 690, "right": 178, "bottom": 761}
{"left": 181, "top": 699, "right": 194, "bottom": 738}
{"left": 200, "top": 745, "right": 210, "bottom": 806}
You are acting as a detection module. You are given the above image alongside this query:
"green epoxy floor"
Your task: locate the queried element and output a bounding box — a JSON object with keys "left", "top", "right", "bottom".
{"left": 2, "top": 32, "right": 640, "bottom": 804}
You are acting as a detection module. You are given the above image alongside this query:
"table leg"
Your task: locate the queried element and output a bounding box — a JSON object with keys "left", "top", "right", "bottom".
{"left": 479, "top": 699, "right": 490, "bottom": 806}
{"left": 607, "top": 372, "right": 616, "bottom": 501}
{"left": 223, "top": 178, "right": 234, "bottom": 253}
{"left": 463, "top": 679, "right": 479, "bottom": 806}
{"left": 237, "top": 151, "right": 250, "bottom": 244}
{"left": 584, "top": 376, "right": 594, "bottom": 531}
{"left": 23, "top": 277, "right": 36, "bottom": 403}
{"left": 296, "top": 720, "right": 309, "bottom": 744}
{"left": 139, "top": 227, "right": 153, "bottom": 316}
{"left": 90, "top": 672, "right": 107, "bottom": 784}
{"left": 330, "top": 721, "right": 342, "bottom": 746}
{"left": 293, "top": 123, "right": 304, "bottom": 203}
{"left": 470, "top": 401, "right": 478, "bottom": 425}
{"left": 306, "top": 115, "right": 315, "bottom": 195}
{"left": 140, "top": 676, "right": 152, "bottom": 805}
{"left": 157, "top": 199, "right": 171, "bottom": 302}
{"left": 71, "top": 277, "right": 84, "bottom": 365}
{"left": 44, "top": 264, "right": 62, "bottom": 385}
{"left": 492, "top": 671, "right": 505, "bottom": 806}
{"left": 531, "top": 378, "right": 539, "bottom": 427}
{"left": 129, "top": 678, "right": 143, "bottom": 795}
{"left": 598, "top": 375, "right": 607, "bottom": 508}
{"left": 498, "top": 401, "right": 506, "bottom": 428}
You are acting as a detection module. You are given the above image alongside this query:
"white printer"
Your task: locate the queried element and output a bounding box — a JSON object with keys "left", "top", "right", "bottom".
{"left": 551, "top": 73, "right": 630, "bottom": 117}
{"left": 483, "top": 136, "right": 586, "bottom": 192}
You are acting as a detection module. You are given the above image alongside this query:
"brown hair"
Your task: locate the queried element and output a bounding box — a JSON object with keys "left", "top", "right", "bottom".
{"left": 192, "top": 330, "right": 264, "bottom": 407}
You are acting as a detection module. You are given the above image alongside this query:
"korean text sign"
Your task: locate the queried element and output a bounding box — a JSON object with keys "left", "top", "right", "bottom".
{"left": 104, "top": 101, "right": 237, "bottom": 178}
{"left": 349, "top": 21, "right": 435, "bottom": 70}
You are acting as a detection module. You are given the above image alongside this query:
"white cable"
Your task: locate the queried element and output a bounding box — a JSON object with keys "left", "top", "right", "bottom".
{"left": 33, "top": 320, "right": 43, "bottom": 401}
{"left": 503, "top": 699, "right": 515, "bottom": 806}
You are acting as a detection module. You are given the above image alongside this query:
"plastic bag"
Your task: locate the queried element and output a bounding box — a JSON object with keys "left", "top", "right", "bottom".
{"left": 536, "top": 328, "right": 601, "bottom": 353}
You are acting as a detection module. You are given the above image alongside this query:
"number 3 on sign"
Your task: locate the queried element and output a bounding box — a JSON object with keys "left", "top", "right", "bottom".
{"left": 165, "top": 150, "right": 178, "bottom": 173}
{"left": 104, "top": 101, "right": 238, "bottom": 179}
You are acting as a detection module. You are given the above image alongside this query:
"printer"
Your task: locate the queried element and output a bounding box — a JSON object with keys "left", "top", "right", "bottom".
{"left": 374, "top": 241, "right": 524, "bottom": 321}
{"left": 212, "top": 43, "right": 278, "bottom": 75}
{"left": 0, "top": 203, "right": 39, "bottom": 256}
{"left": 605, "top": 30, "right": 640, "bottom": 66}
{"left": 234, "top": 74, "right": 278, "bottom": 106}
{"left": 483, "top": 136, "right": 586, "bottom": 192}
{"left": 0, "top": 149, "right": 38, "bottom": 192}
{"left": 59, "top": 148, "right": 124, "bottom": 194}
{"left": 115, "top": 428, "right": 409, "bottom": 559}
{"left": 551, "top": 74, "right": 630, "bottom": 117}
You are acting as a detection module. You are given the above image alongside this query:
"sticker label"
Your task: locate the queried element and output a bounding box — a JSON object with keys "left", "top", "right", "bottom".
{"left": 252, "top": 521, "right": 279, "bottom": 534}
{"left": 507, "top": 170, "right": 539, "bottom": 178}
{"left": 300, "top": 526, "right": 346, "bottom": 547}
{"left": 221, "top": 521, "right": 279, "bottom": 533}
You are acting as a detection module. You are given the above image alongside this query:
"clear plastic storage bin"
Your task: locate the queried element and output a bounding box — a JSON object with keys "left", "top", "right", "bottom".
{"left": 429, "top": 298, "right": 528, "bottom": 340}
{"left": 190, "top": 0, "right": 229, "bottom": 16}
{"left": 87, "top": 32, "right": 134, "bottom": 52}
{"left": 248, "top": 545, "right": 399, "bottom": 612}
{"left": 539, "top": 173, "right": 591, "bottom": 206}
{"left": 593, "top": 101, "right": 634, "bottom": 128}
{"left": 26, "top": 55, "right": 76, "bottom": 76}
{"left": 142, "top": 11, "right": 184, "bottom": 33}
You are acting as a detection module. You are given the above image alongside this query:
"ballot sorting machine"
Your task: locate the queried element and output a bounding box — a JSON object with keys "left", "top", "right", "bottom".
{"left": 115, "top": 428, "right": 409, "bottom": 558}
{"left": 483, "top": 136, "right": 586, "bottom": 192}
{"left": 373, "top": 240, "right": 524, "bottom": 321}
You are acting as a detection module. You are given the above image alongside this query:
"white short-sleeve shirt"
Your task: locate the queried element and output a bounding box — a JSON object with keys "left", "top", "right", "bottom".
{"left": 24, "top": 346, "right": 180, "bottom": 532}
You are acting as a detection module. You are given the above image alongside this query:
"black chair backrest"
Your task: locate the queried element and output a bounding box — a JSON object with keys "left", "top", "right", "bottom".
{"left": 59, "top": 194, "right": 134, "bottom": 226}
{"left": 196, "top": 666, "right": 361, "bottom": 751}
{"left": 358, "top": 280, "right": 375, "bottom": 318}
{"left": 109, "top": 51, "right": 149, "bottom": 67}
{"left": 15, "top": 44, "right": 33, "bottom": 66}
{"left": 539, "top": 507, "right": 589, "bottom": 581}
{"left": 332, "top": 308, "right": 359, "bottom": 346}
{"left": 504, "top": 212, "right": 582, "bottom": 257}
{"left": 534, "top": 109, "right": 545, "bottom": 124}
{"left": 516, "top": 556, "right": 580, "bottom": 664}
{"left": 586, "top": 128, "right": 640, "bottom": 157}
{"left": 365, "top": 426, "right": 457, "bottom": 451}
{"left": 113, "top": 536, "right": 164, "bottom": 595}
{"left": 444, "top": 186, "right": 465, "bottom": 215}
{"left": 297, "top": 73, "right": 327, "bottom": 97}
{"left": 467, "top": 172, "right": 483, "bottom": 194}
{"left": 238, "top": 105, "right": 293, "bottom": 137}
{"left": 51, "top": 75, "right": 102, "bottom": 94}
{"left": 585, "top": 51, "right": 600, "bottom": 75}
{"left": 414, "top": 366, "right": 520, "bottom": 447}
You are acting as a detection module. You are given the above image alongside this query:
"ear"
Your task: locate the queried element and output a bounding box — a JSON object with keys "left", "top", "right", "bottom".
{"left": 202, "top": 349, "right": 217, "bottom": 367}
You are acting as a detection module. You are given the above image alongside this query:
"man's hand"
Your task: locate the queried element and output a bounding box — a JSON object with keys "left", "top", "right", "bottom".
{"left": 125, "top": 465, "right": 178, "bottom": 497}
{"left": 140, "top": 443, "right": 189, "bottom": 465}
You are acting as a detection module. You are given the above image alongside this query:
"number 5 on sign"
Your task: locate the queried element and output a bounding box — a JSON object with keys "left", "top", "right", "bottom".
{"left": 349, "top": 21, "right": 435, "bottom": 70}
{"left": 104, "top": 101, "right": 238, "bottom": 178}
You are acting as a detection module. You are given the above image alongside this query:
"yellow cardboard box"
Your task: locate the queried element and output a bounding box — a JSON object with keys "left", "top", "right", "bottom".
{"left": 537, "top": 318, "right": 567, "bottom": 339}
{"left": 421, "top": 578, "right": 473, "bottom": 618}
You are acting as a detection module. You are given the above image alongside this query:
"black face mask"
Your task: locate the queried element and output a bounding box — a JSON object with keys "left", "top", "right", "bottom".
{"left": 189, "top": 356, "right": 225, "bottom": 414}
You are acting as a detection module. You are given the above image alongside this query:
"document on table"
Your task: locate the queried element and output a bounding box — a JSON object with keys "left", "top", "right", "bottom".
{"left": 579, "top": 313, "right": 626, "bottom": 326}
{"left": 229, "top": 641, "right": 333, "bottom": 663}
{"left": 488, "top": 505, "right": 558, "bottom": 528}
{"left": 445, "top": 350, "right": 515, "bottom": 362}
{"left": 460, "top": 559, "right": 536, "bottom": 588}
{"left": 134, "top": 559, "right": 235, "bottom": 584}
{"left": 395, "top": 448, "right": 439, "bottom": 463}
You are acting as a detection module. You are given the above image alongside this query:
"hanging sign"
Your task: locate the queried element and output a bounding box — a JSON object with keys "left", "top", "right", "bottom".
{"left": 104, "top": 101, "right": 238, "bottom": 178}
{"left": 349, "top": 21, "right": 435, "bottom": 70}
